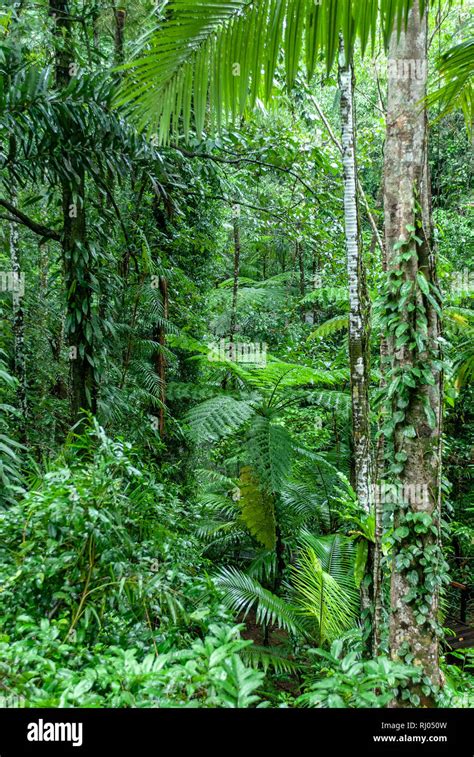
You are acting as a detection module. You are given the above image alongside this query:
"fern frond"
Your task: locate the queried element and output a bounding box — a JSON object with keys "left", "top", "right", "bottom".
{"left": 247, "top": 416, "right": 293, "bottom": 494}
{"left": 309, "top": 315, "right": 349, "bottom": 339}
{"left": 186, "top": 395, "right": 255, "bottom": 442}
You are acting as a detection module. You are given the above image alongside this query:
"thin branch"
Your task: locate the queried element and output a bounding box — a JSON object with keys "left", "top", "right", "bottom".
{"left": 170, "top": 145, "right": 321, "bottom": 202}
{"left": 0, "top": 199, "right": 61, "bottom": 241}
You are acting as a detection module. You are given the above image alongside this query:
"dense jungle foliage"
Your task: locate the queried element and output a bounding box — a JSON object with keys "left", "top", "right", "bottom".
{"left": 0, "top": 0, "right": 472, "bottom": 709}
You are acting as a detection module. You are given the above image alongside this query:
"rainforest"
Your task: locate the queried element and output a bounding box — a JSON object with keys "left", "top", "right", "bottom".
{"left": 0, "top": 0, "right": 472, "bottom": 715}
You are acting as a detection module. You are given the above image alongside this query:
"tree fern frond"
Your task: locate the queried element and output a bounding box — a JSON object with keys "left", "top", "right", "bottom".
{"left": 185, "top": 395, "right": 256, "bottom": 442}
{"left": 247, "top": 416, "right": 293, "bottom": 494}
{"left": 281, "top": 482, "right": 331, "bottom": 529}
{"left": 305, "top": 390, "right": 351, "bottom": 415}
{"left": 309, "top": 315, "right": 349, "bottom": 339}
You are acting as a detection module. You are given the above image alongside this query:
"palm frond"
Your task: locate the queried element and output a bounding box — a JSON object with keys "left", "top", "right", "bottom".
{"left": 426, "top": 37, "right": 474, "bottom": 137}
{"left": 291, "top": 538, "right": 359, "bottom": 644}
{"left": 117, "top": 0, "right": 421, "bottom": 140}
{"left": 241, "top": 645, "right": 301, "bottom": 674}
{"left": 216, "top": 566, "right": 305, "bottom": 635}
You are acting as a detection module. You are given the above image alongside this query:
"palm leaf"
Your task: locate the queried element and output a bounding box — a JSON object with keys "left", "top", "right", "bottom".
{"left": 216, "top": 566, "right": 305, "bottom": 635}
{"left": 291, "top": 536, "right": 359, "bottom": 644}
{"left": 117, "top": 0, "right": 421, "bottom": 140}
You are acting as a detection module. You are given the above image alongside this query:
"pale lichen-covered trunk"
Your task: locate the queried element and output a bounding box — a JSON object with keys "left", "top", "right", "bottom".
{"left": 384, "top": 3, "right": 442, "bottom": 703}
{"left": 338, "top": 39, "right": 372, "bottom": 513}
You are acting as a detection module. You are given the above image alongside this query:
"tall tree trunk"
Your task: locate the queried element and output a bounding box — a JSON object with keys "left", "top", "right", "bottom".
{"left": 338, "top": 37, "right": 372, "bottom": 513}
{"left": 384, "top": 2, "right": 442, "bottom": 703}
{"left": 50, "top": 0, "right": 96, "bottom": 423}
{"left": 229, "top": 213, "right": 241, "bottom": 360}
{"left": 373, "top": 211, "right": 389, "bottom": 657}
{"left": 297, "top": 238, "right": 306, "bottom": 322}
{"left": 154, "top": 277, "right": 168, "bottom": 438}
{"left": 114, "top": 6, "right": 126, "bottom": 65}
{"left": 8, "top": 157, "right": 27, "bottom": 441}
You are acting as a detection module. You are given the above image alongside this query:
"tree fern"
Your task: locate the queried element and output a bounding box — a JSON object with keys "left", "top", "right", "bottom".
{"left": 309, "top": 315, "right": 349, "bottom": 339}
{"left": 238, "top": 465, "right": 276, "bottom": 549}
{"left": 280, "top": 481, "right": 332, "bottom": 530}
{"left": 304, "top": 389, "right": 351, "bottom": 415}
{"left": 247, "top": 415, "right": 293, "bottom": 494}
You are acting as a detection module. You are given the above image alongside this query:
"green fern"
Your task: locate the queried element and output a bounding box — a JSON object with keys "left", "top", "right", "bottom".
{"left": 185, "top": 396, "right": 255, "bottom": 442}
{"left": 305, "top": 389, "right": 351, "bottom": 415}
{"left": 247, "top": 415, "right": 293, "bottom": 494}
{"left": 309, "top": 315, "right": 349, "bottom": 340}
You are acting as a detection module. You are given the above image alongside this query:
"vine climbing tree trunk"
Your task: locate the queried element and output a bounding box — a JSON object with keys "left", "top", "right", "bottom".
{"left": 50, "top": 0, "right": 96, "bottom": 423}
{"left": 384, "top": 2, "right": 443, "bottom": 704}
{"left": 338, "top": 37, "right": 372, "bottom": 514}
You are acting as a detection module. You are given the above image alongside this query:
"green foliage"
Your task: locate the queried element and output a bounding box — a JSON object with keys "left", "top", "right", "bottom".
{"left": 292, "top": 534, "right": 359, "bottom": 644}
{"left": 216, "top": 566, "right": 305, "bottom": 636}
{"left": 0, "top": 619, "right": 264, "bottom": 707}
{"left": 238, "top": 466, "right": 276, "bottom": 549}
{"left": 0, "top": 346, "right": 23, "bottom": 506}
{"left": 427, "top": 36, "right": 474, "bottom": 137}
{"left": 296, "top": 633, "right": 422, "bottom": 708}
{"left": 118, "top": 0, "right": 422, "bottom": 139}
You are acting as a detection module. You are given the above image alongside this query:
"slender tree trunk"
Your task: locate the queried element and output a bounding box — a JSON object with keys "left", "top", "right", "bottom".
{"left": 373, "top": 214, "right": 389, "bottom": 657}
{"left": 338, "top": 37, "right": 372, "bottom": 513}
{"left": 50, "top": 0, "right": 96, "bottom": 423}
{"left": 297, "top": 238, "right": 306, "bottom": 322}
{"left": 8, "top": 148, "right": 27, "bottom": 442}
{"left": 229, "top": 214, "right": 241, "bottom": 360}
{"left": 154, "top": 277, "right": 168, "bottom": 438}
{"left": 114, "top": 6, "right": 126, "bottom": 65}
{"left": 384, "top": 3, "right": 442, "bottom": 703}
